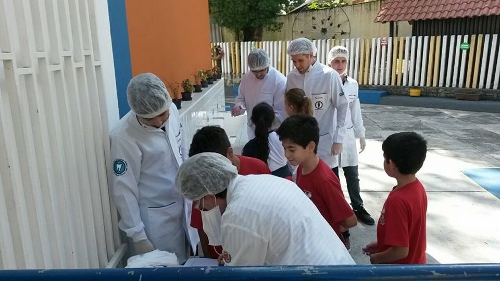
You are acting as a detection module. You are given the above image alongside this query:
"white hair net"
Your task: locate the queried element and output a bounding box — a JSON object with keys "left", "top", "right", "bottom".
{"left": 175, "top": 152, "right": 238, "bottom": 201}
{"left": 127, "top": 73, "right": 172, "bottom": 119}
{"left": 287, "top": 38, "right": 317, "bottom": 56}
{"left": 328, "top": 46, "right": 349, "bottom": 64}
{"left": 248, "top": 49, "right": 270, "bottom": 71}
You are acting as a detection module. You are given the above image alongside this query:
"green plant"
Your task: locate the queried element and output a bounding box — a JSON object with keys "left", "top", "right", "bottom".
{"left": 205, "top": 69, "right": 214, "bottom": 79}
{"left": 167, "top": 81, "right": 181, "bottom": 99}
{"left": 212, "top": 66, "right": 220, "bottom": 75}
{"left": 181, "top": 79, "right": 194, "bottom": 92}
{"left": 307, "top": 0, "right": 347, "bottom": 10}
{"left": 197, "top": 69, "right": 207, "bottom": 81}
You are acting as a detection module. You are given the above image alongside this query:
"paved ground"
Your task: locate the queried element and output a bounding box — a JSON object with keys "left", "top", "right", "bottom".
{"left": 220, "top": 98, "right": 500, "bottom": 265}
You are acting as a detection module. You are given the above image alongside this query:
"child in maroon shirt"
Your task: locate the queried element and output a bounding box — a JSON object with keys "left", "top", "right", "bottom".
{"left": 276, "top": 114, "right": 357, "bottom": 245}
{"left": 363, "top": 132, "right": 428, "bottom": 264}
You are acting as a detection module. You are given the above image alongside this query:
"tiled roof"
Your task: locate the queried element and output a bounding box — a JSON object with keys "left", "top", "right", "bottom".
{"left": 375, "top": 0, "right": 500, "bottom": 22}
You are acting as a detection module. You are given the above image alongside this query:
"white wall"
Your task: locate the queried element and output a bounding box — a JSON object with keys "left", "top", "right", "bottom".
{"left": 0, "top": 0, "right": 120, "bottom": 269}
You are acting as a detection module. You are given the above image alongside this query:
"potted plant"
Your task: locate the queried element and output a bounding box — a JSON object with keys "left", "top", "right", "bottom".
{"left": 213, "top": 66, "right": 222, "bottom": 79}
{"left": 205, "top": 69, "right": 214, "bottom": 84}
{"left": 181, "top": 79, "right": 194, "bottom": 101}
{"left": 198, "top": 69, "right": 208, "bottom": 88}
{"left": 193, "top": 74, "right": 202, "bottom": 92}
{"left": 167, "top": 81, "right": 182, "bottom": 109}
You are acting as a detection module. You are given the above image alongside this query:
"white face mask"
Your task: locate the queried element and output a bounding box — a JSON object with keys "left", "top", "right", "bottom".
{"left": 201, "top": 203, "right": 223, "bottom": 246}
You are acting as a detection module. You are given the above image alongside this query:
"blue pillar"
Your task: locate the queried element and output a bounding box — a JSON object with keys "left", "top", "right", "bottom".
{"left": 108, "top": 0, "right": 132, "bottom": 118}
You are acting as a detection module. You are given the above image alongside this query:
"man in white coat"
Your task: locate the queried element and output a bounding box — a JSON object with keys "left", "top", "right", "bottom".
{"left": 231, "top": 49, "right": 286, "bottom": 139}
{"left": 109, "top": 73, "right": 198, "bottom": 264}
{"left": 327, "top": 46, "right": 374, "bottom": 250}
{"left": 175, "top": 152, "right": 355, "bottom": 266}
{"left": 285, "top": 38, "right": 349, "bottom": 167}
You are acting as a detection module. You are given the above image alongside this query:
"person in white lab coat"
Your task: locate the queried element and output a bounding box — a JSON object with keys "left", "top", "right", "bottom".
{"left": 327, "top": 46, "right": 374, "bottom": 225}
{"left": 109, "top": 73, "right": 198, "bottom": 264}
{"left": 175, "top": 152, "right": 355, "bottom": 266}
{"left": 285, "top": 38, "right": 349, "bottom": 168}
{"left": 231, "top": 49, "right": 286, "bottom": 139}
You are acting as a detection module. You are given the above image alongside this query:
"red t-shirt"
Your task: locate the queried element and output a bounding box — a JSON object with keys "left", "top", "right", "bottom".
{"left": 377, "top": 179, "right": 427, "bottom": 264}
{"left": 295, "top": 158, "right": 354, "bottom": 241}
{"left": 190, "top": 155, "right": 271, "bottom": 258}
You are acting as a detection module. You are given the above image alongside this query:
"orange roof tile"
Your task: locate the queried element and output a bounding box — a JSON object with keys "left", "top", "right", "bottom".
{"left": 375, "top": 0, "right": 500, "bottom": 22}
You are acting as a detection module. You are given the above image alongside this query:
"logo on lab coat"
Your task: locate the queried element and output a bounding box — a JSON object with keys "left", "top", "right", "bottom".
{"left": 113, "top": 159, "right": 128, "bottom": 176}
{"left": 312, "top": 93, "right": 326, "bottom": 110}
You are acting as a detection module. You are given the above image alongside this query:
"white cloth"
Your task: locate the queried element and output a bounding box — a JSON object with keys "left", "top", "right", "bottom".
{"left": 110, "top": 103, "right": 199, "bottom": 264}
{"left": 286, "top": 62, "right": 349, "bottom": 168}
{"left": 268, "top": 131, "right": 288, "bottom": 171}
{"left": 332, "top": 77, "right": 366, "bottom": 167}
{"left": 235, "top": 66, "right": 286, "bottom": 139}
{"left": 125, "top": 250, "right": 179, "bottom": 268}
{"left": 220, "top": 175, "right": 355, "bottom": 266}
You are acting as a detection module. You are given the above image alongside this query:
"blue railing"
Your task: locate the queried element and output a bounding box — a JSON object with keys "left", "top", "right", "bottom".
{"left": 1, "top": 264, "right": 500, "bottom": 280}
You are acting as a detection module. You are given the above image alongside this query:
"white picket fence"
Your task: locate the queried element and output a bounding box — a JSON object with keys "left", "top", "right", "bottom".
{"left": 215, "top": 35, "right": 500, "bottom": 89}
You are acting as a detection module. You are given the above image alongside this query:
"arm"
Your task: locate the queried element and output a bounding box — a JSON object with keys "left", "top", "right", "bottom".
{"left": 171, "top": 103, "right": 189, "bottom": 161}
{"left": 339, "top": 214, "right": 357, "bottom": 229}
{"left": 198, "top": 229, "right": 216, "bottom": 259}
{"left": 222, "top": 223, "right": 268, "bottom": 266}
{"left": 350, "top": 83, "right": 366, "bottom": 153}
{"left": 370, "top": 246, "right": 409, "bottom": 264}
{"left": 110, "top": 135, "right": 149, "bottom": 243}
{"left": 272, "top": 75, "right": 287, "bottom": 123}
{"left": 320, "top": 174, "right": 356, "bottom": 231}
{"left": 330, "top": 73, "right": 349, "bottom": 144}
{"left": 233, "top": 77, "right": 246, "bottom": 116}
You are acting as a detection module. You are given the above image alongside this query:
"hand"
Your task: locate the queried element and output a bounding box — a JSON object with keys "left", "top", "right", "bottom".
{"left": 331, "top": 143, "right": 343, "bottom": 155}
{"left": 362, "top": 240, "right": 378, "bottom": 256}
{"left": 231, "top": 106, "right": 242, "bottom": 117}
{"left": 359, "top": 138, "right": 366, "bottom": 154}
{"left": 217, "top": 253, "right": 225, "bottom": 266}
{"left": 134, "top": 239, "right": 155, "bottom": 255}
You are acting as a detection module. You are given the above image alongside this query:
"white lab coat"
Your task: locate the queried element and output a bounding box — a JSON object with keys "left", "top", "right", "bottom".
{"left": 109, "top": 104, "right": 199, "bottom": 264}
{"left": 235, "top": 66, "right": 286, "bottom": 139}
{"left": 332, "top": 77, "right": 366, "bottom": 167}
{"left": 286, "top": 62, "right": 349, "bottom": 168}
{"left": 221, "top": 175, "right": 355, "bottom": 266}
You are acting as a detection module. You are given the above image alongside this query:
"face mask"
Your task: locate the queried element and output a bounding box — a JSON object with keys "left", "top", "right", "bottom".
{"left": 160, "top": 119, "right": 169, "bottom": 131}
{"left": 201, "top": 204, "right": 223, "bottom": 246}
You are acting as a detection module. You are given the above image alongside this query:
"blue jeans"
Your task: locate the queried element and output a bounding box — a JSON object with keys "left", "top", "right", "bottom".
{"left": 332, "top": 165, "right": 364, "bottom": 209}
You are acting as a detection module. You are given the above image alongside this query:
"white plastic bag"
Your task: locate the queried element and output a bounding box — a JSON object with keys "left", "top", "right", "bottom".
{"left": 125, "top": 250, "right": 179, "bottom": 268}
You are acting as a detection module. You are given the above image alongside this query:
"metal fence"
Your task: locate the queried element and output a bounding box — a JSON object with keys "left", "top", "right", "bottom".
{"left": 213, "top": 35, "right": 500, "bottom": 90}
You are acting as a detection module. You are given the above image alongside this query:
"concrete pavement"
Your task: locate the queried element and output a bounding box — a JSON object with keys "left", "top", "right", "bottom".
{"left": 221, "top": 103, "right": 500, "bottom": 265}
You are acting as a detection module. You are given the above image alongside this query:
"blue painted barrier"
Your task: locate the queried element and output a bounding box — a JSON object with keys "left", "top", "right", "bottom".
{"left": 358, "top": 89, "right": 388, "bottom": 104}
{"left": 1, "top": 264, "right": 500, "bottom": 280}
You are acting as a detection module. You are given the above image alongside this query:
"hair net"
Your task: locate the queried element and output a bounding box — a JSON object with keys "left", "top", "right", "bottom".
{"left": 248, "top": 49, "right": 270, "bottom": 71}
{"left": 127, "top": 73, "right": 172, "bottom": 119}
{"left": 328, "top": 46, "right": 349, "bottom": 64}
{"left": 287, "top": 38, "right": 317, "bottom": 56}
{"left": 175, "top": 152, "right": 238, "bottom": 201}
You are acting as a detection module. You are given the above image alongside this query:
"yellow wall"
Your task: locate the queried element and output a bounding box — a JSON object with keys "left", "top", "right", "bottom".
{"left": 126, "top": 0, "right": 212, "bottom": 98}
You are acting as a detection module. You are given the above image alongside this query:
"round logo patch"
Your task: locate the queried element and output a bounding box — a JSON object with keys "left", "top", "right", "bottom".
{"left": 113, "top": 159, "right": 127, "bottom": 176}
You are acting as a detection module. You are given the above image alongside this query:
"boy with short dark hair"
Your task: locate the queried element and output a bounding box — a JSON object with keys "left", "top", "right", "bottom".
{"left": 363, "top": 132, "right": 428, "bottom": 264}
{"left": 188, "top": 126, "right": 271, "bottom": 259}
{"left": 276, "top": 114, "right": 357, "bottom": 245}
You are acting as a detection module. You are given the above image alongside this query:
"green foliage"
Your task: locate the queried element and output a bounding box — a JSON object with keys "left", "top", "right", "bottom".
{"left": 209, "top": 0, "right": 291, "bottom": 40}
{"left": 284, "top": 0, "right": 306, "bottom": 13}
{"left": 307, "top": 0, "right": 348, "bottom": 10}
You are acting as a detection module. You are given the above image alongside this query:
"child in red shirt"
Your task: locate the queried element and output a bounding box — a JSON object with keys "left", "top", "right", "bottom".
{"left": 188, "top": 126, "right": 271, "bottom": 259}
{"left": 276, "top": 114, "right": 357, "bottom": 245}
{"left": 363, "top": 132, "right": 428, "bottom": 264}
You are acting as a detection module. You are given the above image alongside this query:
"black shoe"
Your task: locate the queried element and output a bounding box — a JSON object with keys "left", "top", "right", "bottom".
{"left": 354, "top": 206, "right": 375, "bottom": 225}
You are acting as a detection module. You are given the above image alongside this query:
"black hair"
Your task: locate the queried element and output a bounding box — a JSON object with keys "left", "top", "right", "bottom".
{"left": 189, "top": 126, "right": 231, "bottom": 157}
{"left": 250, "top": 103, "right": 274, "bottom": 163}
{"left": 382, "top": 132, "right": 427, "bottom": 175}
{"left": 276, "top": 114, "right": 319, "bottom": 153}
{"left": 214, "top": 189, "right": 228, "bottom": 199}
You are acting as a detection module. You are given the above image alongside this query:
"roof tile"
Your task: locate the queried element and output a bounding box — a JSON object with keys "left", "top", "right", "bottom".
{"left": 376, "top": 0, "right": 500, "bottom": 22}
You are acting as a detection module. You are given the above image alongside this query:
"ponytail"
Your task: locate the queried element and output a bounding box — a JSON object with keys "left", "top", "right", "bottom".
{"left": 251, "top": 103, "right": 274, "bottom": 164}
{"left": 285, "top": 88, "right": 314, "bottom": 116}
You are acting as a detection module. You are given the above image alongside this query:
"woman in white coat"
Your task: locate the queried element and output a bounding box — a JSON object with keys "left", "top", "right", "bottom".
{"left": 285, "top": 38, "right": 349, "bottom": 168}
{"left": 175, "top": 153, "right": 355, "bottom": 266}
{"left": 109, "top": 73, "right": 198, "bottom": 264}
{"left": 231, "top": 49, "right": 286, "bottom": 139}
{"left": 327, "top": 46, "right": 374, "bottom": 230}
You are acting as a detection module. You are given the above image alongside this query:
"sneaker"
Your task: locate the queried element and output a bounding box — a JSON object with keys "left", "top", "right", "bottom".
{"left": 354, "top": 206, "right": 375, "bottom": 225}
{"left": 343, "top": 237, "right": 351, "bottom": 252}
